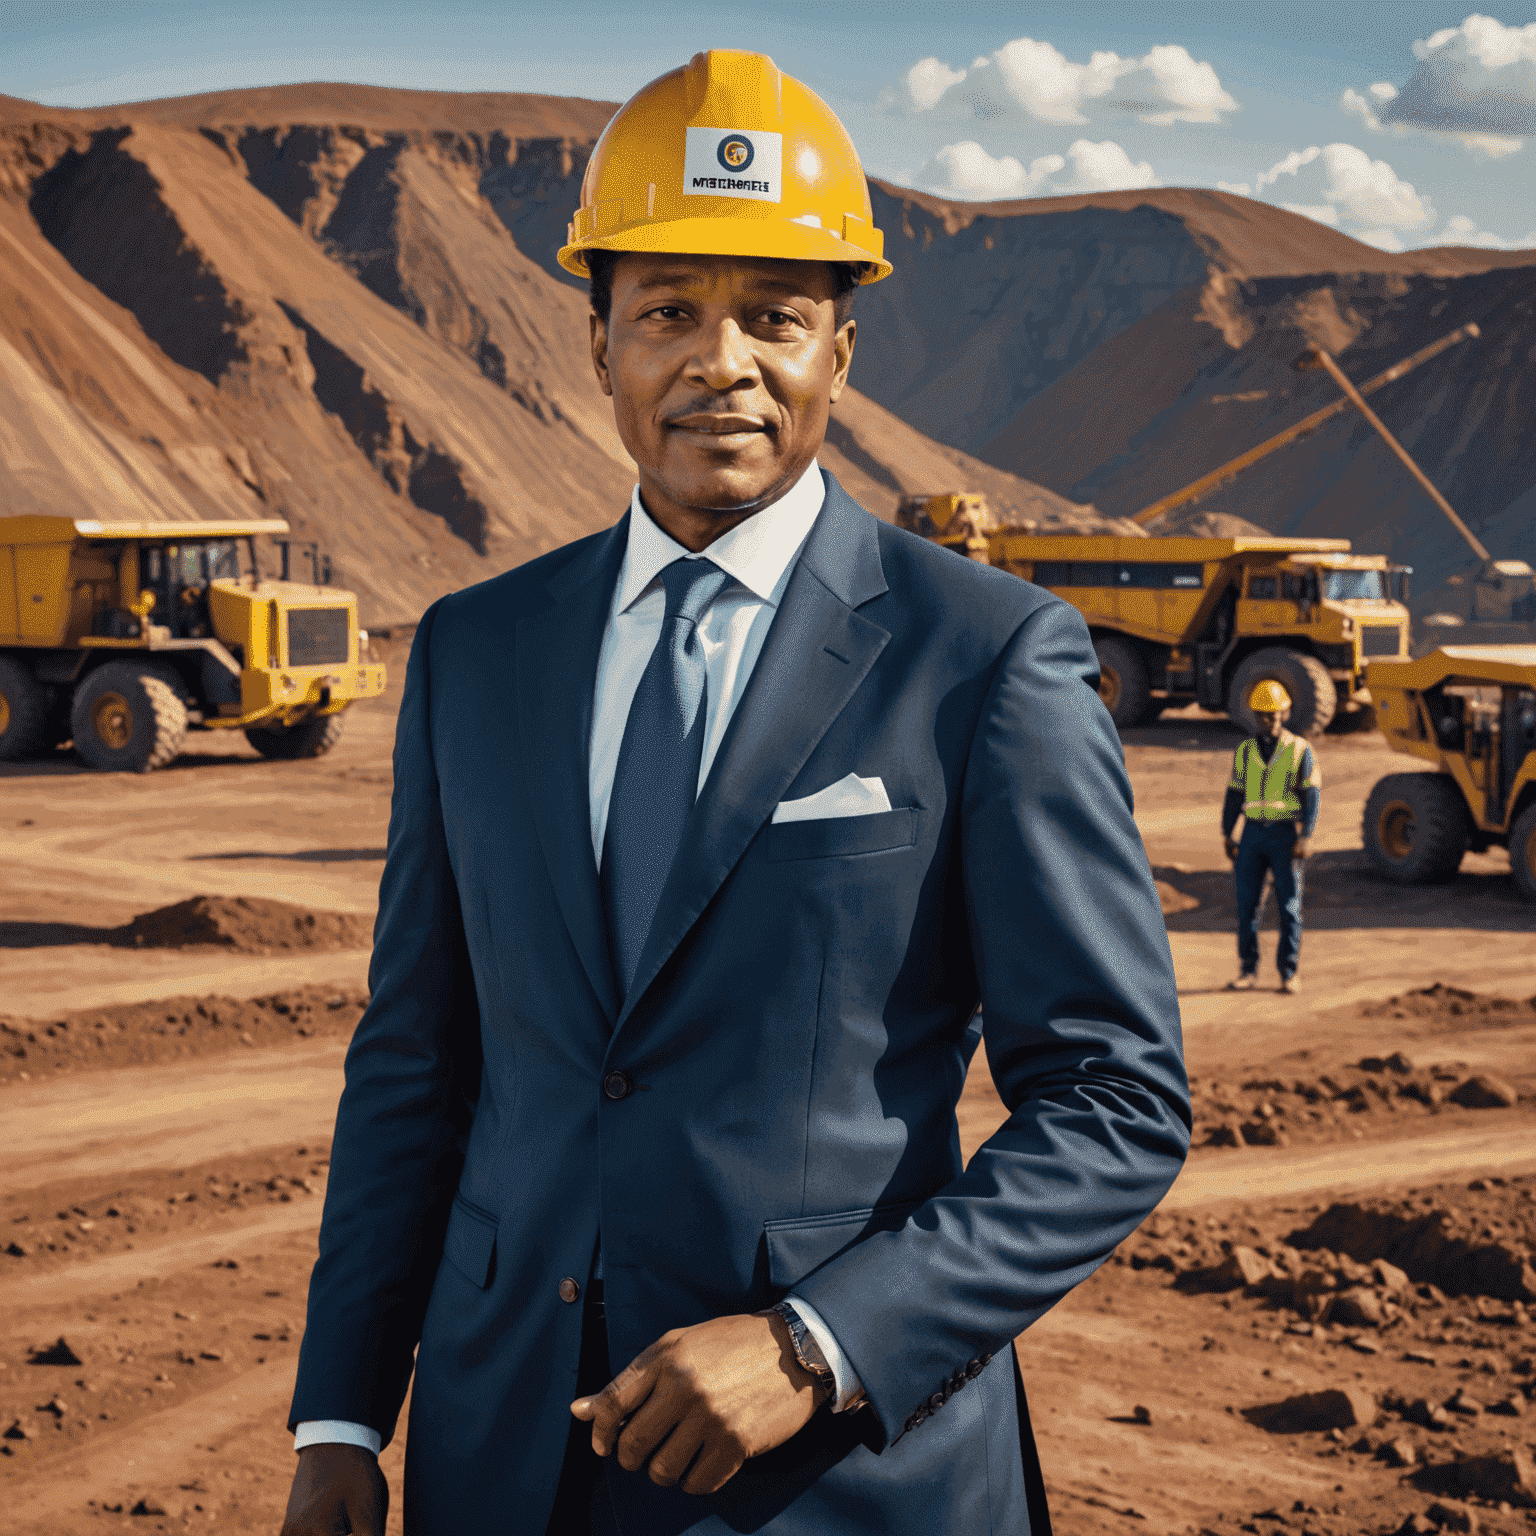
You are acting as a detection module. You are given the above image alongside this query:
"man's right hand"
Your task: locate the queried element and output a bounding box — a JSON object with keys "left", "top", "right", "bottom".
{"left": 1223, "top": 835, "right": 1240, "bottom": 863}
{"left": 280, "top": 1444, "right": 388, "bottom": 1536}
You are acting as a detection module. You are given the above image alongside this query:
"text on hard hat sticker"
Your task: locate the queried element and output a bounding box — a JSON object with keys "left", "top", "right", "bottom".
{"left": 683, "top": 127, "right": 782, "bottom": 204}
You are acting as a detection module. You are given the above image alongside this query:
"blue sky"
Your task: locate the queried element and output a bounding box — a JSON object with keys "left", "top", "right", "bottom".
{"left": 4, "top": 0, "right": 1533, "bottom": 250}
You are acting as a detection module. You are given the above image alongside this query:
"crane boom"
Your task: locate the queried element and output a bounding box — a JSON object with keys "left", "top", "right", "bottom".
{"left": 1131, "top": 322, "right": 1480, "bottom": 527}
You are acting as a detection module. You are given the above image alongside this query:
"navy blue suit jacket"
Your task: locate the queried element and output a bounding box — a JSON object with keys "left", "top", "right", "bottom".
{"left": 289, "top": 472, "right": 1190, "bottom": 1534}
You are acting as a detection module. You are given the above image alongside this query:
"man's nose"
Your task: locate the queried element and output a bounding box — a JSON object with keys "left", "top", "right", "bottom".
{"left": 687, "top": 317, "right": 760, "bottom": 393}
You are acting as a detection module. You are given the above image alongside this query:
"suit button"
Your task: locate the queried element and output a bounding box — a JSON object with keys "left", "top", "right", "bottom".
{"left": 559, "top": 1277, "right": 580, "bottom": 1304}
{"left": 603, "top": 1070, "right": 633, "bottom": 1101}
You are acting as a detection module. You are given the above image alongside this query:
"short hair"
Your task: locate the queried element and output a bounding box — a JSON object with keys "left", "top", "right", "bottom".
{"left": 587, "top": 249, "right": 860, "bottom": 328}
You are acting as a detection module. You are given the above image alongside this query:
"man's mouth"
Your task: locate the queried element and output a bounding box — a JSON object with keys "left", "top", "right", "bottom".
{"left": 665, "top": 413, "right": 768, "bottom": 435}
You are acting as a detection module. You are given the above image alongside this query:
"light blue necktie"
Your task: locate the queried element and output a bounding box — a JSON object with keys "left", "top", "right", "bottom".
{"left": 601, "top": 557, "right": 732, "bottom": 998}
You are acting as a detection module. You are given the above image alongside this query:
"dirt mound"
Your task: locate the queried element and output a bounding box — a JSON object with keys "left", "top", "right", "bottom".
{"left": 0, "top": 983, "right": 369, "bottom": 1079}
{"left": 1189, "top": 1037, "right": 1529, "bottom": 1155}
{"left": 1289, "top": 1195, "right": 1536, "bottom": 1303}
{"left": 121, "top": 895, "right": 371, "bottom": 953}
{"left": 1359, "top": 982, "right": 1536, "bottom": 1025}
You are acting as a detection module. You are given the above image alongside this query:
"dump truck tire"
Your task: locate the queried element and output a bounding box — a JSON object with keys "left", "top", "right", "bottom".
{"left": 71, "top": 662, "right": 189, "bottom": 773}
{"left": 1228, "top": 648, "right": 1337, "bottom": 737}
{"left": 1362, "top": 772, "right": 1469, "bottom": 885}
{"left": 245, "top": 712, "right": 345, "bottom": 760}
{"left": 1510, "top": 803, "right": 1536, "bottom": 904}
{"left": 0, "top": 657, "right": 48, "bottom": 762}
{"left": 1093, "top": 636, "right": 1152, "bottom": 730}
{"left": 0, "top": 657, "right": 52, "bottom": 762}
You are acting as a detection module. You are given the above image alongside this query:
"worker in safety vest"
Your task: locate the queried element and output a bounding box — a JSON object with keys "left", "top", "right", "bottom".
{"left": 1221, "top": 679, "right": 1320, "bottom": 994}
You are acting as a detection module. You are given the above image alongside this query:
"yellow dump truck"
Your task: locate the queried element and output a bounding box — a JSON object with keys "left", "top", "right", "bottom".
{"left": 1362, "top": 645, "right": 1536, "bottom": 901}
{"left": 897, "top": 494, "right": 1410, "bottom": 734}
{"left": 0, "top": 517, "right": 385, "bottom": 772}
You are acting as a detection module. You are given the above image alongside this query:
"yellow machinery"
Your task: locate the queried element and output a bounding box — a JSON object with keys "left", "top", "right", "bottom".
{"left": 897, "top": 493, "right": 1409, "bottom": 734}
{"left": 0, "top": 517, "right": 385, "bottom": 772}
{"left": 1362, "top": 646, "right": 1536, "bottom": 901}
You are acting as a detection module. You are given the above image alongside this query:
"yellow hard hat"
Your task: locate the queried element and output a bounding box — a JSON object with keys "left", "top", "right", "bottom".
{"left": 1248, "top": 679, "right": 1293, "bottom": 712}
{"left": 558, "top": 49, "right": 892, "bottom": 284}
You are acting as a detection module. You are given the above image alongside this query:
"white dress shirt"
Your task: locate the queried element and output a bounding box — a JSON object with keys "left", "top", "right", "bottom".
{"left": 295, "top": 461, "right": 861, "bottom": 1455}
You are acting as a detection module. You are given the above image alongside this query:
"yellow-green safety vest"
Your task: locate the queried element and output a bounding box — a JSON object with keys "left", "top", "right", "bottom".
{"left": 1229, "top": 730, "right": 1319, "bottom": 822}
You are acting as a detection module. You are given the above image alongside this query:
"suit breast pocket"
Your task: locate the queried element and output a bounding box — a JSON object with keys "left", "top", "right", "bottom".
{"left": 765, "top": 807, "right": 919, "bottom": 863}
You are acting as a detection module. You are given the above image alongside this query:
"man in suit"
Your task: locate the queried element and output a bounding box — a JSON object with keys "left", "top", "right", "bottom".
{"left": 280, "top": 49, "right": 1189, "bottom": 1536}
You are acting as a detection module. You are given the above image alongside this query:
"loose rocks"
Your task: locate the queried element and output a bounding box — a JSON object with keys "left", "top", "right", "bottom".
{"left": 1411, "top": 1448, "right": 1536, "bottom": 1507}
{"left": 1243, "top": 1385, "right": 1376, "bottom": 1433}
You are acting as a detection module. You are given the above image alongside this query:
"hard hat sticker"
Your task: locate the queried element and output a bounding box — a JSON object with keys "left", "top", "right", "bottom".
{"left": 683, "top": 126, "right": 782, "bottom": 203}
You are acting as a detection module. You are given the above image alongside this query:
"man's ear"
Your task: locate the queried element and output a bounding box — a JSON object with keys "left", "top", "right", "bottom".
{"left": 827, "top": 318, "right": 856, "bottom": 405}
{"left": 590, "top": 312, "right": 613, "bottom": 398}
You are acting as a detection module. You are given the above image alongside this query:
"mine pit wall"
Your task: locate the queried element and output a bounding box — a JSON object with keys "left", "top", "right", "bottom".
{"left": 993, "top": 262, "right": 1536, "bottom": 612}
{"left": 0, "top": 113, "right": 638, "bottom": 625}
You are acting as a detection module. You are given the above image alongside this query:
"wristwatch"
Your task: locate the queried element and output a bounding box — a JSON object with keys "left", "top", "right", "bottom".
{"left": 765, "top": 1300, "right": 836, "bottom": 1405}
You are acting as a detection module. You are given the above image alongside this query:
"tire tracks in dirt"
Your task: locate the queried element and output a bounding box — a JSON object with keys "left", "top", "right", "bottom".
{"left": 3, "top": 1042, "right": 349, "bottom": 1191}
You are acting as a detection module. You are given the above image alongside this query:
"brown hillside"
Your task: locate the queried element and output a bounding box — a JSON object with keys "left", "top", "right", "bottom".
{"left": 0, "top": 85, "right": 1106, "bottom": 625}
{"left": 876, "top": 182, "right": 1536, "bottom": 280}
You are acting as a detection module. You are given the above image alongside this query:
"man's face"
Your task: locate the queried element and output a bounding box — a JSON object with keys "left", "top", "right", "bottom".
{"left": 590, "top": 254, "right": 855, "bottom": 531}
{"left": 1257, "top": 708, "right": 1290, "bottom": 739}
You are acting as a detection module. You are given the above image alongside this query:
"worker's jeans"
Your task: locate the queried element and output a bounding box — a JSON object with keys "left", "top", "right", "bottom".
{"left": 1235, "top": 821, "right": 1304, "bottom": 979}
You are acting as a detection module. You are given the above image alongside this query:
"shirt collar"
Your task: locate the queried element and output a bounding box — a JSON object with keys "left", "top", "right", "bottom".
{"left": 615, "top": 459, "right": 825, "bottom": 614}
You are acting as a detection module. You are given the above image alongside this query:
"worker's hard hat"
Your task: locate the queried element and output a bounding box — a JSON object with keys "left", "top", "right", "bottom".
{"left": 558, "top": 49, "right": 892, "bottom": 284}
{"left": 1248, "top": 679, "right": 1293, "bottom": 712}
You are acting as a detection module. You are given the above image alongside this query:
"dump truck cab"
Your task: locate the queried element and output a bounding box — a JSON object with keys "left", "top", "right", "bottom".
{"left": 897, "top": 493, "right": 1412, "bottom": 734}
{"left": 1361, "top": 645, "right": 1536, "bottom": 901}
{"left": 0, "top": 516, "right": 385, "bottom": 772}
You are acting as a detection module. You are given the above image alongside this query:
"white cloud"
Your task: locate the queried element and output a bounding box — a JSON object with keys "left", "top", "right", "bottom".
{"left": 1342, "top": 13, "right": 1535, "bottom": 154}
{"left": 1058, "top": 138, "right": 1162, "bottom": 191}
{"left": 1252, "top": 143, "right": 1432, "bottom": 232}
{"left": 890, "top": 35, "right": 1237, "bottom": 126}
{"left": 1217, "top": 180, "right": 1253, "bottom": 196}
{"left": 1121, "top": 44, "right": 1240, "bottom": 125}
{"left": 1280, "top": 202, "right": 1341, "bottom": 226}
{"left": 1351, "top": 227, "right": 1408, "bottom": 252}
{"left": 917, "top": 137, "right": 1158, "bottom": 200}
{"left": 1317, "top": 143, "right": 1433, "bottom": 228}
{"left": 1437, "top": 212, "right": 1536, "bottom": 248}
{"left": 1255, "top": 146, "right": 1322, "bottom": 189}
{"left": 1458, "top": 131, "right": 1525, "bottom": 157}
{"left": 1341, "top": 88, "right": 1381, "bottom": 129}
{"left": 920, "top": 142, "right": 1065, "bottom": 199}
{"left": 903, "top": 57, "right": 968, "bottom": 112}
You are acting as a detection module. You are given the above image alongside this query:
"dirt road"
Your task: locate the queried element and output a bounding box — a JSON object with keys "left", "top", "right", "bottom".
{"left": 4, "top": 694, "right": 1535, "bottom": 1534}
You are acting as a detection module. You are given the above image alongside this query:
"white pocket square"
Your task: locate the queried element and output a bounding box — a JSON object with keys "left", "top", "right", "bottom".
{"left": 772, "top": 772, "right": 892, "bottom": 824}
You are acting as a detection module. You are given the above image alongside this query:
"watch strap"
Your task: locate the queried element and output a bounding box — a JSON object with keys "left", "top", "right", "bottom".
{"left": 767, "top": 1300, "right": 835, "bottom": 1402}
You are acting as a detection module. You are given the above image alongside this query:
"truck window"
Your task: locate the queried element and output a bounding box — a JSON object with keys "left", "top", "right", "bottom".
{"left": 1322, "top": 570, "right": 1387, "bottom": 601}
{"left": 202, "top": 541, "right": 241, "bottom": 580}
{"left": 1281, "top": 572, "right": 1317, "bottom": 602}
{"left": 1248, "top": 575, "right": 1278, "bottom": 599}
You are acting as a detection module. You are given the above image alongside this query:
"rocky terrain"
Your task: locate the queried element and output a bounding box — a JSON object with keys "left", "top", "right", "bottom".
{"left": 0, "top": 84, "right": 1103, "bottom": 627}
{"left": 3, "top": 685, "right": 1535, "bottom": 1533}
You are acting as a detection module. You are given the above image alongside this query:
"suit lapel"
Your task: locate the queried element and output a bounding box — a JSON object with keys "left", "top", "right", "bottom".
{"left": 611, "top": 474, "right": 890, "bottom": 1038}
{"left": 516, "top": 517, "right": 627, "bottom": 1024}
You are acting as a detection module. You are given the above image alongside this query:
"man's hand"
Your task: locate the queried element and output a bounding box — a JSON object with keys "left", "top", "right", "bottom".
{"left": 279, "top": 1443, "right": 388, "bottom": 1536}
{"left": 571, "top": 1310, "right": 824, "bottom": 1497}
{"left": 1223, "top": 835, "right": 1240, "bottom": 863}
{"left": 1294, "top": 833, "right": 1314, "bottom": 860}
